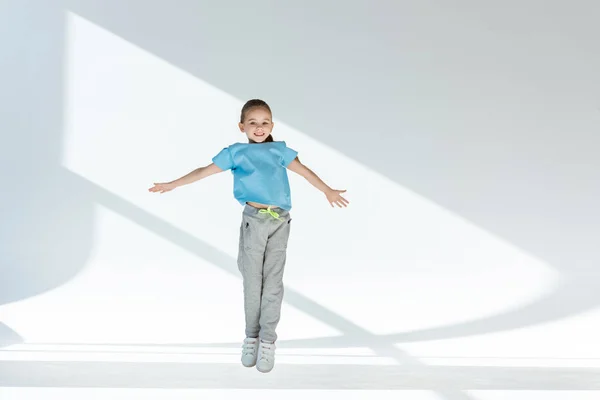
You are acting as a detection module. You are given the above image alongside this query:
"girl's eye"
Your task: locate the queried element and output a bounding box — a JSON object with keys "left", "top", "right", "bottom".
{"left": 250, "top": 122, "right": 256, "bottom": 125}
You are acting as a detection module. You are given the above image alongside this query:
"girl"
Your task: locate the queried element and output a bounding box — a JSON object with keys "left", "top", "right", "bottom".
{"left": 149, "top": 99, "right": 349, "bottom": 373}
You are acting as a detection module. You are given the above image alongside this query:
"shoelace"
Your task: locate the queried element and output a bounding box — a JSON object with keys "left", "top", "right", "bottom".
{"left": 259, "top": 206, "right": 282, "bottom": 221}
{"left": 242, "top": 341, "right": 257, "bottom": 356}
{"left": 259, "top": 342, "right": 274, "bottom": 362}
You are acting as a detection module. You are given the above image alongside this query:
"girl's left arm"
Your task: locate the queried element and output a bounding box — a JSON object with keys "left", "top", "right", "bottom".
{"left": 287, "top": 157, "right": 349, "bottom": 208}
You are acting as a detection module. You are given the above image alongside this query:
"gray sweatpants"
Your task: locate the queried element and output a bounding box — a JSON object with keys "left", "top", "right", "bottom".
{"left": 237, "top": 204, "right": 291, "bottom": 343}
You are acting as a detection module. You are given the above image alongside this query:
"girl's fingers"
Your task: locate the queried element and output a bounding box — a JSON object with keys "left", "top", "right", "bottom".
{"left": 335, "top": 196, "right": 348, "bottom": 206}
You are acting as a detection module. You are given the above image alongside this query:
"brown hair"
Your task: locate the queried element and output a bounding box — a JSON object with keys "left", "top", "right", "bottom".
{"left": 240, "top": 99, "right": 274, "bottom": 143}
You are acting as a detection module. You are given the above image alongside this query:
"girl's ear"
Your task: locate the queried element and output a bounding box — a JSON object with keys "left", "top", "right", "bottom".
{"left": 238, "top": 122, "right": 244, "bottom": 132}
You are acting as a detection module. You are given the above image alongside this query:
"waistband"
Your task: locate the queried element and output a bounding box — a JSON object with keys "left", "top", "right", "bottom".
{"left": 243, "top": 204, "right": 289, "bottom": 220}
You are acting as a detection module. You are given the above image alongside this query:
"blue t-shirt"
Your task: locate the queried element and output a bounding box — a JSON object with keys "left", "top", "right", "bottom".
{"left": 212, "top": 141, "right": 298, "bottom": 210}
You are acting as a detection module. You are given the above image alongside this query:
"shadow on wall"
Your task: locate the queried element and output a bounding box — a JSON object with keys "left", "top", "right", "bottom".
{"left": 1, "top": 0, "right": 600, "bottom": 354}
{"left": 0, "top": 324, "right": 22, "bottom": 347}
{"left": 1, "top": 1, "right": 599, "bottom": 397}
{"left": 65, "top": 0, "right": 600, "bottom": 339}
{"left": 0, "top": 2, "right": 94, "bottom": 346}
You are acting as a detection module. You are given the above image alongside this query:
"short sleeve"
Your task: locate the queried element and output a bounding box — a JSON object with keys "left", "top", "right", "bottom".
{"left": 212, "top": 147, "right": 234, "bottom": 171}
{"left": 280, "top": 141, "right": 298, "bottom": 167}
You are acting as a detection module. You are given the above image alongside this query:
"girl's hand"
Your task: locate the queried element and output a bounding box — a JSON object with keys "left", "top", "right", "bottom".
{"left": 148, "top": 182, "right": 176, "bottom": 194}
{"left": 325, "top": 189, "right": 349, "bottom": 208}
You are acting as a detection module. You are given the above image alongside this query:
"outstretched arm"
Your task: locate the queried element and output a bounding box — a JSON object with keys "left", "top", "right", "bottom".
{"left": 149, "top": 163, "right": 223, "bottom": 194}
{"left": 287, "top": 157, "right": 349, "bottom": 208}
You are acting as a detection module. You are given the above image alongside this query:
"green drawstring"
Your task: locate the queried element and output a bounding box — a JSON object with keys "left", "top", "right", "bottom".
{"left": 259, "top": 206, "right": 282, "bottom": 221}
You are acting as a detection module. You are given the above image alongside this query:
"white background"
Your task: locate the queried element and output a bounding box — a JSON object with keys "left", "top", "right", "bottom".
{"left": 1, "top": 1, "right": 599, "bottom": 399}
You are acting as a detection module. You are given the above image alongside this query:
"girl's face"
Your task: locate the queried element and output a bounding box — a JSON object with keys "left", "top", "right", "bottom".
{"left": 239, "top": 107, "right": 274, "bottom": 143}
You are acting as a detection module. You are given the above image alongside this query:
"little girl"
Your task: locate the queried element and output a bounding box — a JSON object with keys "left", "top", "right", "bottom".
{"left": 149, "top": 99, "right": 349, "bottom": 373}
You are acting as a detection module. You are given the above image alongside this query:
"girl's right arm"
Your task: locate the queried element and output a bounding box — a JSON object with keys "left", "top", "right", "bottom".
{"left": 148, "top": 163, "right": 223, "bottom": 194}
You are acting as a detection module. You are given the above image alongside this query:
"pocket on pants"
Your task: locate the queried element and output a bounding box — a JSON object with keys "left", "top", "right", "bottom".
{"left": 242, "top": 219, "right": 253, "bottom": 251}
{"left": 270, "top": 219, "right": 291, "bottom": 251}
{"left": 238, "top": 216, "right": 262, "bottom": 276}
{"left": 237, "top": 216, "right": 255, "bottom": 268}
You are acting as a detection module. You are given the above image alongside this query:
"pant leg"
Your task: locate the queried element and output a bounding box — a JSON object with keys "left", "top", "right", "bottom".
{"left": 237, "top": 211, "right": 269, "bottom": 339}
{"left": 259, "top": 213, "right": 291, "bottom": 342}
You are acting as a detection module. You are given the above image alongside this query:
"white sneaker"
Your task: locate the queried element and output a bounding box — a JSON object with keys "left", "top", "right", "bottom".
{"left": 241, "top": 337, "right": 259, "bottom": 367}
{"left": 256, "top": 340, "right": 276, "bottom": 373}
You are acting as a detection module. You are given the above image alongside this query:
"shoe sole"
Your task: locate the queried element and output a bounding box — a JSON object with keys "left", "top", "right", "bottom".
{"left": 256, "top": 364, "right": 274, "bottom": 373}
{"left": 242, "top": 358, "right": 257, "bottom": 368}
